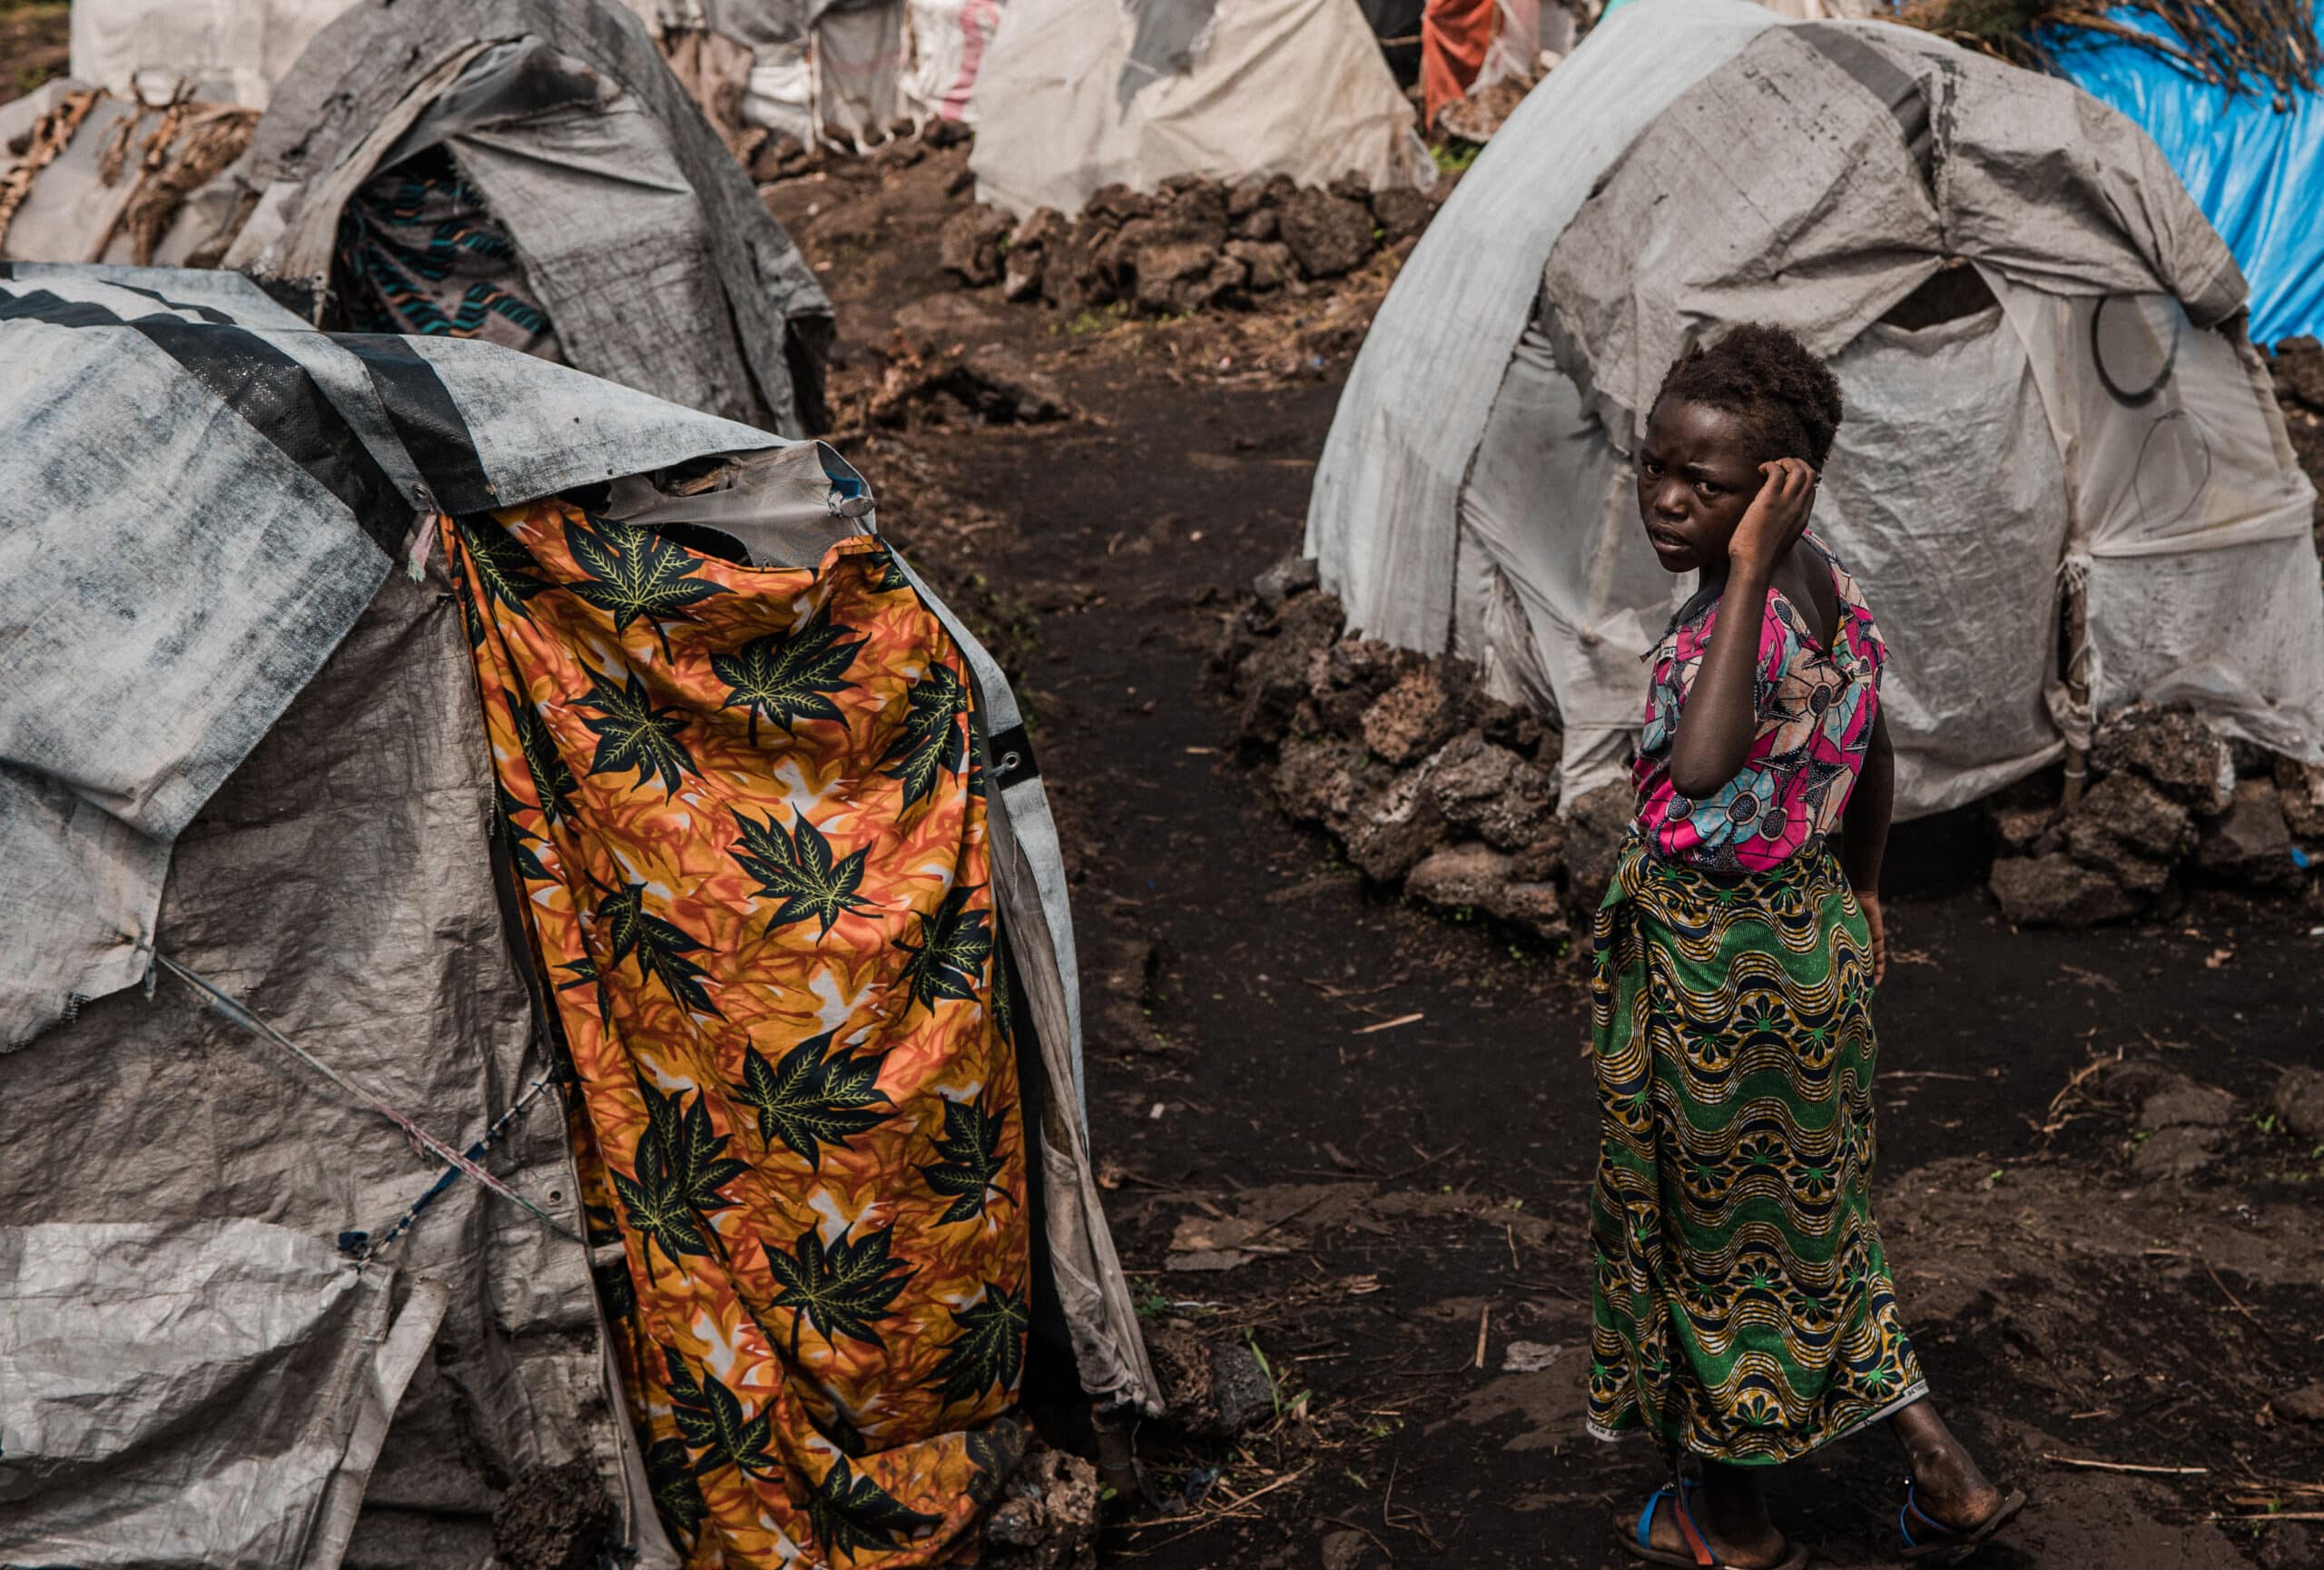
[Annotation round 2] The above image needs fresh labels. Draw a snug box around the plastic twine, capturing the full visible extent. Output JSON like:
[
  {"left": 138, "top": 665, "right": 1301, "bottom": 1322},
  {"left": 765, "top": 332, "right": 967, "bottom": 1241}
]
[{"left": 153, "top": 951, "right": 576, "bottom": 1240}]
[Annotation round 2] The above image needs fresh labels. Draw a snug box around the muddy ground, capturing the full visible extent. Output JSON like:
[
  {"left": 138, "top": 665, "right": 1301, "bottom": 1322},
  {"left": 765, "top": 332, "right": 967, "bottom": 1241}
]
[
  {"left": 0, "top": 3, "right": 68, "bottom": 103},
  {"left": 766, "top": 142, "right": 2324, "bottom": 1570}
]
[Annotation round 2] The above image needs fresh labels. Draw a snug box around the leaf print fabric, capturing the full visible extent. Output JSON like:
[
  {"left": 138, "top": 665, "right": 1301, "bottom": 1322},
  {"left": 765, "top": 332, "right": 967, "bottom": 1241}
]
[{"left": 448, "top": 501, "right": 1030, "bottom": 1567}]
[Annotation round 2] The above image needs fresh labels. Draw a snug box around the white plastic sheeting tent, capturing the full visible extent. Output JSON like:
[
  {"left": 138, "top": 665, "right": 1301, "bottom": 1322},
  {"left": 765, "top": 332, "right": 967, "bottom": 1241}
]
[
  {"left": 1306, "top": 0, "right": 2324, "bottom": 817},
  {"left": 969, "top": 0, "right": 1436, "bottom": 218},
  {"left": 622, "top": 0, "right": 1006, "bottom": 145},
  {"left": 67, "top": 0, "right": 357, "bottom": 108},
  {"left": 0, "top": 262, "right": 1155, "bottom": 1566}
]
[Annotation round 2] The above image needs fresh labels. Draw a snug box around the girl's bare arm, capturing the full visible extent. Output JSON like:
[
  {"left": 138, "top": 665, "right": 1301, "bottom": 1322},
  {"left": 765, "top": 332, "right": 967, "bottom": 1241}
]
[
  {"left": 1840, "top": 711, "right": 1894, "bottom": 983},
  {"left": 1839, "top": 711, "right": 1893, "bottom": 894},
  {"left": 1666, "top": 459, "right": 1817, "bottom": 798}
]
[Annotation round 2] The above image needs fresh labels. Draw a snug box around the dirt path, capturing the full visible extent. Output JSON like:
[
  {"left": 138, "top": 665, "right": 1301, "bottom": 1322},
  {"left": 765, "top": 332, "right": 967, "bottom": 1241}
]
[
  {"left": 769, "top": 142, "right": 2324, "bottom": 1570},
  {"left": 0, "top": 4, "right": 69, "bottom": 104}
]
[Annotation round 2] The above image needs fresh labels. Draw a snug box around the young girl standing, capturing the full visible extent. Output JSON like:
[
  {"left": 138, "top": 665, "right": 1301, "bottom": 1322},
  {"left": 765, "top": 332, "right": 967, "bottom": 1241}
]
[{"left": 1590, "top": 326, "right": 2026, "bottom": 1569}]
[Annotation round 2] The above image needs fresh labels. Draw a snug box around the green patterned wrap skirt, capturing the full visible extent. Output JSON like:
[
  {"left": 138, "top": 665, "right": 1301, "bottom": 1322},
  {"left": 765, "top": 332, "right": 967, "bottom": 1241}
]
[{"left": 1586, "top": 837, "right": 1926, "bottom": 1464}]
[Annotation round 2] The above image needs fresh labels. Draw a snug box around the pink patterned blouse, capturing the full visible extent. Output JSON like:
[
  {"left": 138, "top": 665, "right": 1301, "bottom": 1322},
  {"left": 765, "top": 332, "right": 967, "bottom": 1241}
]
[{"left": 1631, "top": 536, "right": 1886, "bottom": 875}]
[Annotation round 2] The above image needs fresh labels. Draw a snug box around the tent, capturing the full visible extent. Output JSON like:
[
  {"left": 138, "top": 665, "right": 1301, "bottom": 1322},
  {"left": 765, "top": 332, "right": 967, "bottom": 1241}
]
[
  {"left": 218, "top": 0, "right": 833, "bottom": 434},
  {"left": 1, "top": 0, "right": 834, "bottom": 434},
  {"left": 968, "top": 0, "right": 1436, "bottom": 218},
  {"left": 2047, "top": 12, "right": 2324, "bottom": 349},
  {"left": 66, "top": 0, "right": 355, "bottom": 109},
  {"left": 0, "top": 262, "right": 1154, "bottom": 1567},
  {"left": 618, "top": 0, "right": 1009, "bottom": 148},
  {"left": 1306, "top": 0, "right": 2324, "bottom": 818}
]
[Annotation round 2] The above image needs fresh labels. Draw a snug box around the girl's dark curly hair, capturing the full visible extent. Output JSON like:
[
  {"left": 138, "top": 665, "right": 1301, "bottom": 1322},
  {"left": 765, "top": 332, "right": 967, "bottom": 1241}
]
[{"left": 1651, "top": 322, "right": 1844, "bottom": 469}]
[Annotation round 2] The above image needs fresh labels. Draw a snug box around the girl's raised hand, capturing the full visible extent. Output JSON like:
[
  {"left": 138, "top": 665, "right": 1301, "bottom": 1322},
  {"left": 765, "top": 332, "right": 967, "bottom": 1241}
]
[{"left": 1729, "top": 458, "right": 1818, "bottom": 574}]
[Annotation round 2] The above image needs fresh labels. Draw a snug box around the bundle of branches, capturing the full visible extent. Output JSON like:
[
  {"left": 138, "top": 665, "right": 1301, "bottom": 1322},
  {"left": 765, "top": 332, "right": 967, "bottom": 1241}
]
[
  {"left": 0, "top": 88, "right": 100, "bottom": 252},
  {"left": 121, "top": 104, "right": 260, "bottom": 265},
  {"left": 0, "top": 89, "right": 259, "bottom": 265},
  {"left": 1897, "top": 0, "right": 2319, "bottom": 97}
]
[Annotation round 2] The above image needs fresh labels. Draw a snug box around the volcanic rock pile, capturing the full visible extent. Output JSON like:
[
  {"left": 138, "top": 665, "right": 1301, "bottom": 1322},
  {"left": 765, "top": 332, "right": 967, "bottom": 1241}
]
[
  {"left": 1988, "top": 704, "right": 2323, "bottom": 925},
  {"left": 1216, "top": 562, "right": 2323, "bottom": 936},
  {"left": 1209, "top": 558, "right": 1581, "bottom": 945},
  {"left": 940, "top": 172, "right": 1436, "bottom": 317},
  {"left": 2268, "top": 336, "right": 2324, "bottom": 544}
]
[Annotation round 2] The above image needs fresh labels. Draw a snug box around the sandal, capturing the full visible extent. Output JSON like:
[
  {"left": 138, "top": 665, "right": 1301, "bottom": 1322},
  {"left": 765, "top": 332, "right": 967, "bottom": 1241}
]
[
  {"left": 1898, "top": 1480, "right": 2028, "bottom": 1565},
  {"left": 1620, "top": 1482, "right": 1810, "bottom": 1569}
]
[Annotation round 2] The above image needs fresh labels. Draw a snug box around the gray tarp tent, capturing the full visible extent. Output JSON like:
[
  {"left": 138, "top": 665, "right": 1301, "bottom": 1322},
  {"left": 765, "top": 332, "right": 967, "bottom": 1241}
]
[
  {"left": 222, "top": 0, "right": 834, "bottom": 433},
  {"left": 0, "top": 263, "right": 1154, "bottom": 1567},
  {"left": 1307, "top": 0, "right": 2324, "bottom": 815}
]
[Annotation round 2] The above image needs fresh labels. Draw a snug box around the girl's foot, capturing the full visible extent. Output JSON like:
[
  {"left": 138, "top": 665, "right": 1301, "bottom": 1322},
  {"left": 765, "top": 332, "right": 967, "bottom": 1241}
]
[
  {"left": 1900, "top": 1480, "right": 2028, "bottom": 1563},
  {"left": 1890, "top": 1400, "right": 2004, "bottom": 1533},
  {"left": 1625, "top": 1483, "right": 1799, "bottom": 1569},
  {"left": 1903, "top": 1445, "right": 2004, "bottom": 1534}
]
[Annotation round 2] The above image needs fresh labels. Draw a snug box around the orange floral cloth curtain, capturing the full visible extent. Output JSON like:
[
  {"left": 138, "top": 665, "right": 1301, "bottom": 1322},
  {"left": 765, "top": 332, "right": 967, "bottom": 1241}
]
[{"left": 446, "top": 499, "right": 1029, "bottom": 1567}]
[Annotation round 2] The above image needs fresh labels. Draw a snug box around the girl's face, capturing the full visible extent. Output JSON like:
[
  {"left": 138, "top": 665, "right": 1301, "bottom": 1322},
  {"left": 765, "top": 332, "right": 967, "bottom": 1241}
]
[{"left": 1636, "top": 398, "right": 1764, "bottom": 575}]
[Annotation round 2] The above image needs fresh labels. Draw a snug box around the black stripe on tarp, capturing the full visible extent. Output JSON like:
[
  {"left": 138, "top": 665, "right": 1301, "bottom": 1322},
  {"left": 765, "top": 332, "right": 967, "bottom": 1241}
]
[
  {"left": 337, "top": 334, "right": 498, "bottom": 515},
  {"left": 138, "top": 319, "right": 411, "bottom": 554},
  {"left": 1793, "top": 24, "right": 1934, "bottom": 189},
  {"left": 0, "top": 289, "right": 134, "bottom": 330},
  {"left": 0, "top": 273, "right": 241, "bottom": 326},
  {"left": 106, "top": 280, "right": 238, "bottom": 325},
  {"left": 0, "top": 285, "right": 409, "bottom": 555}
]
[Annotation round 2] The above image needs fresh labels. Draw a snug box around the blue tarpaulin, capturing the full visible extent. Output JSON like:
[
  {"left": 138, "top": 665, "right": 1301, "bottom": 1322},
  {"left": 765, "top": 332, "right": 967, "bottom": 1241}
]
[{"left": 2048, "top": 13, "right": 2324, "bottom": 348}]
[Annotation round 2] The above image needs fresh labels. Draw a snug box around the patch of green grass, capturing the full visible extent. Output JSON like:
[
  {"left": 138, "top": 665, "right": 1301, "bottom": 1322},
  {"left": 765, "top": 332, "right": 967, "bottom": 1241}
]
[
  {"left": 1431, "top": 139, "right": 1482, "bottom": 175},
  {"left": 1057, "top": 301, "right": 1133, "bottom": 338},
  {"left": 1247, "top": 1335, "right": 1311, "bottom": 1422}
]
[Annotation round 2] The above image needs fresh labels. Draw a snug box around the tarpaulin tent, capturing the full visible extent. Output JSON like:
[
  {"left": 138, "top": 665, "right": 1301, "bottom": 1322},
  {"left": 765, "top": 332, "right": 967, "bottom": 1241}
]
[
  {"left": 2049, "top": 12, "right": 2324, "bottom": 349},
  {"left": 219, "top": 0, "right": 834, "bottom": 434},
  {"left": 967, "top": 0, "right": 1436, "bottom": 218},
  {"left": 903, "top": 0, "right": 1008, "bottom": 123},
  {"left": 1306, "top": 0, "right": 2324, "bottom": 817},
  {"left": 0, "top": 262, "right": 1155, "bottom": 1568},
  {"left": 67, "top": 0, "right": 356, "bottom": 109},
  {"left": 620, "top": 0, "right": 1006, "bottom": 146}
]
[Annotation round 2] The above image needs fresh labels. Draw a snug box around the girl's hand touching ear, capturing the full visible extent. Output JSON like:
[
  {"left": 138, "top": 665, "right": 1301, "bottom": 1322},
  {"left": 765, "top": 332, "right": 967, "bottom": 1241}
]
[{"left": 1730, "top": 458, "right": 1818, "bottom": 575}]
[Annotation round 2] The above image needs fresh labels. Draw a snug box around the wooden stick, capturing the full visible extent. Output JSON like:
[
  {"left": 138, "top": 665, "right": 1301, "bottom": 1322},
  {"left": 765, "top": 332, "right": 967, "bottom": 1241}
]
[
  {"left": 1208, "top": 1465, "right": 1311, "bottom": 1514},
  {"left": 1239, "top": 1186, "right": 1344, "bottom": 1247},
  {"left": 2211, "top": 1513, "right": 2324, "bottom": 1523},
  {"left": 1320, "top": 1515, "right": 1398, "bottom": 1562},
  {"left": 2061, "top": 567, "right": 2089, "bottom": 811},
  {"left": 1472, "top": 1303, "right": 1491, "bottom": 1368},
  {"left": 2198, "top": 1252, "right": 2269, "bottom": 1337},
  {"left": 1384, "top": 1140, "right": 1463, "bottom": 1182},
  {"left": 2041, "top": 1454, "right": 2208, "bottom": 1476},
  {"left": 1355, "top": 1012, "right": 1424, "bottom": 1035}
]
